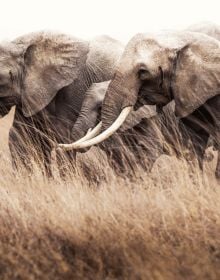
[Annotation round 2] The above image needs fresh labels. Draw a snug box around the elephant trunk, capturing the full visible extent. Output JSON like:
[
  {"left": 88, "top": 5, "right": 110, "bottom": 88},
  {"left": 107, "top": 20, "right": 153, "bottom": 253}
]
[
  {"left": 101, "top": 83, "right": 123, "bottom": 131},
  {"left": 101, "top": 72, "right": 139, "bottom": 131}
]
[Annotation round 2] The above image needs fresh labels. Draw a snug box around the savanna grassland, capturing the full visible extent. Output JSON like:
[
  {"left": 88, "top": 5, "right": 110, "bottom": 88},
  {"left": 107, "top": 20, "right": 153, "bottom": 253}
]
[{"left": 0, "top": 109, "right": 220, "bottom": 280}]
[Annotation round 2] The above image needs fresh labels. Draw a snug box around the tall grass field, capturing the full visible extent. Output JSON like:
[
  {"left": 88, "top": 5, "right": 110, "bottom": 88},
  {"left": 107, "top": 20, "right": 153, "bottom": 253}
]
[{"left": 0, "top": 109, "right": 219, "bottom": 280}]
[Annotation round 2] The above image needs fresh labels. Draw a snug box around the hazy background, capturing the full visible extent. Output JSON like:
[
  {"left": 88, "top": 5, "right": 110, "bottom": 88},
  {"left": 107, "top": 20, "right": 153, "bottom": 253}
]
[{"left": 0, "top": 0, "right": 219, "bottom": 43}]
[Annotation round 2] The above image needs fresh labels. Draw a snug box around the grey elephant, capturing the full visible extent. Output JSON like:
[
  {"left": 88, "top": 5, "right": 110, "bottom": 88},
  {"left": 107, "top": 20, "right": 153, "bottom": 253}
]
[
  {"left": 61, "top": 23, "right": 220, "bottom": 177},
  {"left": 0, "top": 32, "right": 123, "bottom": 175},
  {"left": 63, "top": 26, "right": 220, "bottom": 179}
]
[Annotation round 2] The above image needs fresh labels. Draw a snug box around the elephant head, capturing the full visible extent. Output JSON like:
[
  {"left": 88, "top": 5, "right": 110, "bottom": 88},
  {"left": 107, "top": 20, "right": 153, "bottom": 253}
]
[
  {"left": 63, "top": 30, "right": 220, "bottom": 149},
  {"left": 102, "top": 31, "right": 220, "bottom": 121},
  {"left": 0, "top": 32, "right": 123, "bottom": 119}
]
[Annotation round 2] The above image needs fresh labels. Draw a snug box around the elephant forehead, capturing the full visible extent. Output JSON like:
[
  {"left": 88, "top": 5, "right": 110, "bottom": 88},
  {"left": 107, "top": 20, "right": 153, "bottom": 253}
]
[{"left": 122, "top": 36, "right": 172, "bottom": 68}]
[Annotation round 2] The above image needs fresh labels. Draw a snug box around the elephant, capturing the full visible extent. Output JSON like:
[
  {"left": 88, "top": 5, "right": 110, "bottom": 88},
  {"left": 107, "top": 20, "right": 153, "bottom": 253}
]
[
  {"left": 62, "top": 26, "right": 220, "bottom": 179},
  {"left": 0, "top": 31, "right": 123, "bottom": 175}
]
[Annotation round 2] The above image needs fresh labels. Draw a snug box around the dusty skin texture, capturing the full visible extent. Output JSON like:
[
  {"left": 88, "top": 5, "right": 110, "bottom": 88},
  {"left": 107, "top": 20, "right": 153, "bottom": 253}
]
[{"left": 0, "top": 109, "right": 219, "bottom": 280}]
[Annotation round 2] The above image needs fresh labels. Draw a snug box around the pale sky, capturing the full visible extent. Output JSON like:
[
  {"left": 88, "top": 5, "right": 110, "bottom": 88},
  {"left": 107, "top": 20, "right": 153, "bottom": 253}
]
[{"left": 0, "top": 0, "right": 220, "bottom": 43}]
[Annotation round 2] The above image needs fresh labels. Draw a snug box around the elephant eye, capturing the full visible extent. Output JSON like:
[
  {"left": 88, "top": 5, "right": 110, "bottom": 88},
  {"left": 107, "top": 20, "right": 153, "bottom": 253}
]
[{"left": 138, "top": 68, "right": 151, "bottom": 81}]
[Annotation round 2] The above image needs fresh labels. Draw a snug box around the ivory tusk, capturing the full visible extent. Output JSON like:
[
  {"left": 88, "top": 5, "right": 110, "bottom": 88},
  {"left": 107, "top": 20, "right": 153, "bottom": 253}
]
[
  {"left": 73, "top": 121, "right": 102, "bottom": 145},
  {"left": 58, "top": 106, "right": 133, "bottom": 151}
]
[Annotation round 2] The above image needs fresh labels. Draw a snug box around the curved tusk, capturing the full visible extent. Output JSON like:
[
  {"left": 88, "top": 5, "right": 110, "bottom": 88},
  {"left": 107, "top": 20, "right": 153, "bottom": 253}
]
[
  {"left": 73, "top": 121, "right": 102, "bottom": 145},
  {"left": 58, "top": 106, "right": 133, "bottom": 151}
]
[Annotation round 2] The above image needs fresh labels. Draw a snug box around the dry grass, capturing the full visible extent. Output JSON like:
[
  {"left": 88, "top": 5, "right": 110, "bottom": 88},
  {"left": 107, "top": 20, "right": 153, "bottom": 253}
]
[{"left": 0, "top": 110, "right": 220, "bottom": 280}]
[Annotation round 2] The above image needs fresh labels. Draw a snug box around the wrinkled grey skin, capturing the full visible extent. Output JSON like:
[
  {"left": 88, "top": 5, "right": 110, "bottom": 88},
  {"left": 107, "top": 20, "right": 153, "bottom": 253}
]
[
  {"left": 0, "top": 32, "right": 123, "bottom": 175},
  {"left": 93, "top": 25, "right": 220, "bottom": 179}
]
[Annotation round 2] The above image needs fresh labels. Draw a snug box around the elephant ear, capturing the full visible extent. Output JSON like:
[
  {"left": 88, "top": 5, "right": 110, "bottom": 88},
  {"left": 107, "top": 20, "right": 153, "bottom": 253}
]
[
  {"left": 172, "top": 36, "right": 220, "bottom": 117},
  {"left": 21, "top": 33, "right": 89, "bottom": 117}
]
